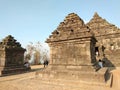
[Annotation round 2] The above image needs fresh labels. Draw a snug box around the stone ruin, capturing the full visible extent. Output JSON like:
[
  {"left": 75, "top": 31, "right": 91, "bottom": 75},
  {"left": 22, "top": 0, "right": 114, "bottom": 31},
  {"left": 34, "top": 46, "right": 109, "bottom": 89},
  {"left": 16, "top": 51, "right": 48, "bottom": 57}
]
[
  {"left": 0, "top": 35, "right": 29, "bottom": 75},
  {"left": 36, "top": 12, "right": 120, "bottom": 87},
  {"left": 47, "top": 12, "right": 120, "bottom": 67},
  {"left": 87, "top": 13, "right": 120, "bottom": 67}
]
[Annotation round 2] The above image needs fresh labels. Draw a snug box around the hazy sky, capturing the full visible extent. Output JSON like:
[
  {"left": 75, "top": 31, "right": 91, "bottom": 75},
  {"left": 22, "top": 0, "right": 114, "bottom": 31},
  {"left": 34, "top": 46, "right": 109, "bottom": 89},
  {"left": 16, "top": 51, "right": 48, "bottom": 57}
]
[{"left": 0, "top": 0, "right": 120, "bottom": 48}]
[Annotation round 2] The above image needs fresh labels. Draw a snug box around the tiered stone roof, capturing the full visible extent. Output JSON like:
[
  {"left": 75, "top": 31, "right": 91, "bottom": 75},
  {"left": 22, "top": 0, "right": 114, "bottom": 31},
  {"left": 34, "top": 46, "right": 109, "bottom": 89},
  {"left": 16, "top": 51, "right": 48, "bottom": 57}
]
[
  {"left": 46, "top": 12, "right": 120, "bottom": 43},
  {"left": 86, "top": 12, "right": 120, "bottom": 36},
  {"left": 46, "top": 13, "right": 92, "bottom": 42},
  {"left": 0, "top": 35, "right": 22, "bottom": 48}
]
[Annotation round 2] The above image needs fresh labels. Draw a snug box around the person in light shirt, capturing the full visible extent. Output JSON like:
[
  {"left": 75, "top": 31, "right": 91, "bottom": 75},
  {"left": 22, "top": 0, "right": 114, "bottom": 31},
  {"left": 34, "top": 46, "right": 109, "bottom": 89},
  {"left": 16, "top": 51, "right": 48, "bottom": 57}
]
[{"left": 98, "top": 59, "right": 103, "bottom": 68}]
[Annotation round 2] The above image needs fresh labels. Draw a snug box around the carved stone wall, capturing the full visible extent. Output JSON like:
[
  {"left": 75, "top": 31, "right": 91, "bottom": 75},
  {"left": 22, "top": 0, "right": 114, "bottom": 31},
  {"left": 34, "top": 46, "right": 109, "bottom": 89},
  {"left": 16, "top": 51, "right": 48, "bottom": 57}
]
[{"left": 49, "top": 39, "right": 95, "bottom": 66}]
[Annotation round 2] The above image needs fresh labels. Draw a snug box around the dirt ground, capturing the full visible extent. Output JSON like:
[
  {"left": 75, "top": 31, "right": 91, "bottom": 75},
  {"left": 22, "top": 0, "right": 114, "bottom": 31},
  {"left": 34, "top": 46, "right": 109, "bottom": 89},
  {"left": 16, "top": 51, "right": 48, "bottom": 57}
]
[{"left": 0, "top": 65, "right": 120, "bottom": 90}]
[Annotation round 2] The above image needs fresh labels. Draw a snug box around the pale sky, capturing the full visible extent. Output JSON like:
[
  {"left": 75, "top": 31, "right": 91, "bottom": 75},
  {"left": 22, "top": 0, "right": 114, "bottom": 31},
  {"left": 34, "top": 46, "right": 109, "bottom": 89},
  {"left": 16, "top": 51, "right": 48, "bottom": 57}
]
[{"left": 0, "top": 0, "right": 120, "bottom": 48}]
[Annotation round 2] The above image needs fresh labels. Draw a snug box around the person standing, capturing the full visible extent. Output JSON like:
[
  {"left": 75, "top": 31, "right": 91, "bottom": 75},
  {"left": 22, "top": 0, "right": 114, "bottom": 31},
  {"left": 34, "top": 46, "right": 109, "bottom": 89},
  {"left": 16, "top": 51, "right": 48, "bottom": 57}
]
[
  {"left": 44, "top": 60, "right": 48, "bottom": 68},
  {"left": 98, "top": 59, "right": 103, "bottom": 68}
]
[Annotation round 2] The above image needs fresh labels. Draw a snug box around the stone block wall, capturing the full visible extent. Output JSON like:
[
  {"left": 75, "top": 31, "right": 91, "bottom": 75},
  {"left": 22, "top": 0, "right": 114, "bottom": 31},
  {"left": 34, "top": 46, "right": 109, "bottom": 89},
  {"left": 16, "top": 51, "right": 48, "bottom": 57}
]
[
  {"left": 87, "top": 12, "right": 120, "bottom": 67},
  {"left": 50, "top": 40, "right": 92, "bottom": 66},
  {"left": 96, "top": 36, "right": 120, "bottom": 66},
  {"left": 46, "top": 13, "right": 97, "bottom": 68}
]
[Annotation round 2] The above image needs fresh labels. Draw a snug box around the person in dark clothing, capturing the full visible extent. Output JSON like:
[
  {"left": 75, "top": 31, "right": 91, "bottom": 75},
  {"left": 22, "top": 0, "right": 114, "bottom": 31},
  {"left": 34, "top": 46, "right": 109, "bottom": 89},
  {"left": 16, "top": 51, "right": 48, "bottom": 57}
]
[{"left": 43, "top": 60, "right": 49, "bottom": 68}]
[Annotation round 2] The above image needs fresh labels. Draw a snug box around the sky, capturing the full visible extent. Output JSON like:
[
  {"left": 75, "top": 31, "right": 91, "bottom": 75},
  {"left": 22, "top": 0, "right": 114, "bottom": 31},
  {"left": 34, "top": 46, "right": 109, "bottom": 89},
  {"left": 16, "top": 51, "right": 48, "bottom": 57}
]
[{"left": 0, "top": 0, "right": 120, "bottom": 48}]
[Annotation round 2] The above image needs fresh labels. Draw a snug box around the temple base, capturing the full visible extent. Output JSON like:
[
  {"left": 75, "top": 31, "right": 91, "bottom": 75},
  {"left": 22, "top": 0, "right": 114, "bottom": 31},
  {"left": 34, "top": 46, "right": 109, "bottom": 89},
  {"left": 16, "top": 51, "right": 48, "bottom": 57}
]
[
  {"left": 0, "top": 66, "right": 31, "bottom": 76},
  {"left": 36, "top": 65, "right": 111, "bottom": 87}
]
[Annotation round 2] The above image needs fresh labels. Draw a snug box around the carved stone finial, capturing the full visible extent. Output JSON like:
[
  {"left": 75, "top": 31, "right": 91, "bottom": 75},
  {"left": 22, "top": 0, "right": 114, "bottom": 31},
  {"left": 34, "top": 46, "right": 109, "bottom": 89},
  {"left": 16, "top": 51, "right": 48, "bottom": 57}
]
[{"left": 93, "top": 12, "right": 100, "bottom": 18}]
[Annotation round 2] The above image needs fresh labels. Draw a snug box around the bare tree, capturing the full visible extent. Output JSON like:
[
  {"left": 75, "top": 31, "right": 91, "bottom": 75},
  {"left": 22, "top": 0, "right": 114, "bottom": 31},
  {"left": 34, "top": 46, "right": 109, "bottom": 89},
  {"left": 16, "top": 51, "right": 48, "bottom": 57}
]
[{"left": 24, "top": 42, "right": 49, "bottom": 65}]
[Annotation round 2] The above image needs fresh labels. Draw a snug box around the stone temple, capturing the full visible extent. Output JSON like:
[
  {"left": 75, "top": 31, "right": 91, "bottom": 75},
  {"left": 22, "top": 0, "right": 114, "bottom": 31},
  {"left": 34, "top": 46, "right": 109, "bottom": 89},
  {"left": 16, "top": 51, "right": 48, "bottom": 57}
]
[
  {"left": 47, "top": 12, "right": 120, "bottom": 67},
  {"left": 36, "top": 12, "right": 120, "bottom": 88},
  {"left": 0, "top": 35, "right": 28, "bottom": 75}
]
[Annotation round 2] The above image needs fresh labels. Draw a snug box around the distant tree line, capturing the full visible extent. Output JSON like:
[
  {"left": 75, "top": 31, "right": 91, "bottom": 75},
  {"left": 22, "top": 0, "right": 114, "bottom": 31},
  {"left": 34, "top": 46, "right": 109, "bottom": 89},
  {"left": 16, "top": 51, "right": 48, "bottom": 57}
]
[{"left": 24, "top": 42, "right": 49, "bottom": 65}]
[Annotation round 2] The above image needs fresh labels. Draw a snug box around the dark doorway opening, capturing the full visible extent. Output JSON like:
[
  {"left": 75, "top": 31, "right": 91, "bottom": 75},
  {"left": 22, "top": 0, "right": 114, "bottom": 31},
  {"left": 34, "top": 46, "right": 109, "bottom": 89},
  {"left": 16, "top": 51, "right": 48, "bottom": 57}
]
[{"left": 95, "top": 47, "right": 99, "bottom": 56}]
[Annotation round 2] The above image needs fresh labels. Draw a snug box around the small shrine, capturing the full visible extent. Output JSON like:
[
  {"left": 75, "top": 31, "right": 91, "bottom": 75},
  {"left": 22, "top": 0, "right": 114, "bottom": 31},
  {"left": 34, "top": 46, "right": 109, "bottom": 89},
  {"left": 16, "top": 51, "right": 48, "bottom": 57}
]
[
  {"left": 0, "top": 35, "right": 29, "bottom": 75},
  {"left": 46, "top": 13, "right": 96, "bottom": 67}
]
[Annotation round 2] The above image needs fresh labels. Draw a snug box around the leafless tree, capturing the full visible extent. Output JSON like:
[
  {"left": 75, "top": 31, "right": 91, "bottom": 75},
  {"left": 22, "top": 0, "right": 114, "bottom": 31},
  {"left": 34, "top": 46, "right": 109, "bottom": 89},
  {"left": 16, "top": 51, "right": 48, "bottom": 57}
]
[{"left": 24, "top": 42, "right": 49, "bottom": 65}]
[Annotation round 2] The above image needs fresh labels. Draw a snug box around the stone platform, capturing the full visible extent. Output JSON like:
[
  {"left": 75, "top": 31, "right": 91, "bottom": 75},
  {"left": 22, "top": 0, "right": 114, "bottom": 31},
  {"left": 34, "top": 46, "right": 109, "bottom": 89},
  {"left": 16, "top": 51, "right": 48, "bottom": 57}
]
[
  {"left": 0, "top": 65, "right": 119, "bottom": 90},
  {"left": 0, "top": 66, "right": 31, "bottom": 76},
  {"left": 36, "top": 65, "right": 111, "bottom": 87}
]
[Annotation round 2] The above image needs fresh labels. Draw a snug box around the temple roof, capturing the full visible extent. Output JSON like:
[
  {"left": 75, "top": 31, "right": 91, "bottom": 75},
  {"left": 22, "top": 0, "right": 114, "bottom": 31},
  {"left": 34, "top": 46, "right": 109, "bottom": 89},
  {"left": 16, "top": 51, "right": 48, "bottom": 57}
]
[
  {"left": 86, "top": 12, "right": 120, "bottom": 36},
  {"left": 0, "top": 35, "right": 23, "bottom": 49},
  {"left": 46, "top": 13, "right": 92, "bottom": 42},
  {"left": 86, "top": 12, "right": 110, "bottom": 27},
  {"left": 56, "top": 13, "right": 86, "bottom": 32},
  {"left": 63, "top": 13, "right": 84, "bottom": 27},
  {"left": 46, "top": 12, "right": 120, "bottom": 43}
]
